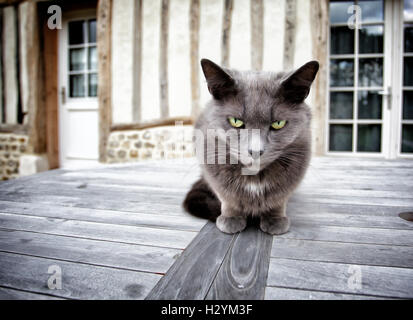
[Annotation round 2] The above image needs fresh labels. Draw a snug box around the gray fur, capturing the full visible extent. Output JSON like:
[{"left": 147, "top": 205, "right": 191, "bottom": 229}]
[{"left": 193, "top": 59, "right": 319, "bottom": 235}]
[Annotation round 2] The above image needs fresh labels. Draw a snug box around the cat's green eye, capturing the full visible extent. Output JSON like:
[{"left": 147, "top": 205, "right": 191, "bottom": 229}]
[
  {"left": 228, "top": 117, "right": 244, "bottom": 128},
  {"left": 271, "top": 120, "right": 287, "bottom": 130}
]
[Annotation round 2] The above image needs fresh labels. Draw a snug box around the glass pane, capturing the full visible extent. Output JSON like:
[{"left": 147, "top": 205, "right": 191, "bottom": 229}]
[
  {"left": 359, "top": 58, "right": 383, "bottom": 87},
  {"left": 329, "top": 124, "right": 353, "bottom": 151},
  {"left": 330, "top": 92, "right": 354, "bottom": 119},
  {"left": 330, "top": 1, "right": 354, "bottom": 24},
  {"left": 70, "top": 75, "right": 86, "bottom": 97},
  {"left": 330, "top": 59, "right": 354, "bottom": 87},
  {"left": 357, "top": 124, "right": 381, "bottom": 152},
  {"left": 404, "top": 25, "right": 413, "bottom": 52},
  {"left": 88, "top": 47, "right": 97, "bottom": 70},
  {"left": 359, "top": 25, "right": 383, "bottom": 54},
  {"left": 404, "top": 57, "right": 413, "bottom": 86},
  {"left": 69, "top": 21, "right": 86, "bottom": 45},
  {"left": 331, "top": 26, "right": 354, "bottom": 54},
  {"left": 89, "top": 20, "right": 97, "bottom": 43},
  {"left": 69, "top": 48, "right": 86, "bottom": 71},
  {"left": 88, "top": 73, "right": 98, "bottom": 97},
  {"left": 401, "top": 125, "right": 413, "bottom": 153},
  {"left": 358, "top": 0, "right": 383, "bottom": 22},
  {"left": 403, "top": 91, "right": 413, "bottom": 119},
  {"left": 358, "top": 91, "right": 382, "bottom": 119},
  {"left": 404, "top": 0, "right": 413, "bottom": 20}
]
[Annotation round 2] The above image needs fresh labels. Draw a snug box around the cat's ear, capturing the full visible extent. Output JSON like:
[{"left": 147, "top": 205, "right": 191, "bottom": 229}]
[
  {"left": 280, "top": 61, "right": 319, "bottom": 103},
  {"left": 200, "top": 59, "right": 236, "bottom": 100}
]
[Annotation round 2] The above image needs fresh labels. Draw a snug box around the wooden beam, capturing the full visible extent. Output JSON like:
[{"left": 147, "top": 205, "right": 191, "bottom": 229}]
[
  {"left": 110, "top": 116, "right": 193, "bottom": 132},
  {"left": 283, "top": 0, "right": 296, "bottom": 70},
  {"left": 0, "top": 8, "right": 3, "bottom": 123},
  {"left": 206, "top": 224, "right": 273, "bottom": 299},
  {"left": 189, "top": 0, "right": 200, "bottom": 117},
  {"left": 42, "top": 19, "right": 59, "bottom": 169},
  {"left": 132, "top": 0, "right": 142, "bottom": 122},
  {"left": 221, "top": 0, "right": 233, "bottom": 67},
  {"left": 310, "top": 0, "right": 328, "bottom": 156},
  {"left": 0, "top": 123, "right": 27, "bottom": 134},
  {"left": 159, "top": 0, "right": 169, "bottom": 118},
  {"left": 2, "top": 5, "right": 19, "bottom": 124},
  {"left": 20, "top": 1, "right": 46, "bottom": 154},
  {"left": 250, "top": 0, "right": 263, "bottom": 71},
  {"left": 146, "top": 222, "right": 235, "bottom": 299},
  {"left": 97, "top": 0, "right": 112, "bottom": 162}
]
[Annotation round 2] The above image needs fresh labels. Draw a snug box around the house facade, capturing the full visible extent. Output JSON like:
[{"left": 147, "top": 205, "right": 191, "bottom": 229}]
[{"left": 0, "top": 0, "right": 411, "bottom": 180}]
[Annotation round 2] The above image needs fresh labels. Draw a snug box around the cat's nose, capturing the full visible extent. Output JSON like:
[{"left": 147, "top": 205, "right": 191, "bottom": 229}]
[{"left": 248, "top": 148, "right": 264, "bottom": 159}]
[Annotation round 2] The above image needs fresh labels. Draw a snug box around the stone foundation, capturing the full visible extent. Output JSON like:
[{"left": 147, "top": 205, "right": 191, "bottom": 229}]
[
  {"left": 0, "top": 133, "right": 28, "bottom": 180},
  {"left": 106, "top": 125, "right": 195, "bottom": 163}
]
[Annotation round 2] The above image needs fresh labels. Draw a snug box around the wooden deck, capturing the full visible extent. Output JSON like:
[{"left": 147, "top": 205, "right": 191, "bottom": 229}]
[{"left": 0, "top": 157, "right": 412, "bottom": 300}]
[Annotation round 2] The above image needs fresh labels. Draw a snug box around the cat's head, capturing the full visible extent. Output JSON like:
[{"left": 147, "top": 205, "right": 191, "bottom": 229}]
[{"left": 199, "top": 58, "right": 319, "bottom": 170}]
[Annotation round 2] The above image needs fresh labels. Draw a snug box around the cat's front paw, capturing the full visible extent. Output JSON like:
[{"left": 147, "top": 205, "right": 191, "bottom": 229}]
[
  {"left": 260, "top": 216, "right": 290, "bottom": 235},
  {"left": 216, "top": 215, "right": 247, "bottom": 234}
]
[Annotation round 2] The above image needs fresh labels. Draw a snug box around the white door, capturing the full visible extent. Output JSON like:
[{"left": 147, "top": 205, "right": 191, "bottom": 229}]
[{"left": 59, "top": 13, "right": 99, "bottom": 168}]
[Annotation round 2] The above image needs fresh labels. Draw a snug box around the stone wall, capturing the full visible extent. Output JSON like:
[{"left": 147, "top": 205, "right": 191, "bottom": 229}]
[
  {"left": 0, "top": 133, "right": 28, "bottom": 180},
  {"left": 106, "top": 125, "right": 195, "bottom": 163}
]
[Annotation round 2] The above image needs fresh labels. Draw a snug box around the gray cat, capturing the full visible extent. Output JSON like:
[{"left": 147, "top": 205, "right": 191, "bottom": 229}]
[{"left": 183, "top": 58, "right": 319, "bottom": 235}]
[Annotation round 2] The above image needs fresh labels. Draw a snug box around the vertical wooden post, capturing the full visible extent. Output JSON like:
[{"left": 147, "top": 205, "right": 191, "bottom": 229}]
[
  {"left": 97, "top": 0, "right": 112, "bottom": 162},
  {"left": 43, "top": 21, "right": 59, "bottom": 168},
  {"left": 221, "top": 0, "right": 233, "bottom": 67},
  {"left": 311, "top": 0, "right": 329, "bottom": 156},
  {"left": 132, "top": 0, "right": 143, "bottom": 122},
  {"left": 190, "top": 0, "right": 200, "bottom": 118},
  {"left": 20, "top": 2, "right": 46, "bottom": 154},
  {"left": 159, "top": 0, "right": 170, "bottom": 118},
  {"left": 2, "top": 6, "right": 19, "bottom": 124},
  {"left": 250, "top": 0, "right": 264, "bottom": 71},
  {"left": 0, "top": 8, "right": 3, "bottom": 123},
  {"left": 283, "top": 0, "right": 296, "bottom": 70}
]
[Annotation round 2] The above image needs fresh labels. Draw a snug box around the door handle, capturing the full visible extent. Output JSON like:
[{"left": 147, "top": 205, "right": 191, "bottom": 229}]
[
  {"left": 378, "top": 86, "right": 391, "bottom": 110},
  {"left": 60, "top": 87, "right": 66, "bottom": 105}
]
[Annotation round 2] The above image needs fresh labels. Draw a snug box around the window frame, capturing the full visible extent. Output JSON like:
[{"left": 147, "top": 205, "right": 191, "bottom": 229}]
[
  {"left": 326, "top": 0, "right": 390, "bottom": 158},
  {"left": 396, "top": 0, "right": 413, "bottom": 158}
]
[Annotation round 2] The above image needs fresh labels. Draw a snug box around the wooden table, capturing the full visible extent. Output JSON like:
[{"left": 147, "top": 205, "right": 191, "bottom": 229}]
[{"left": 0, "top": 157, "right": 412, "bottom": 299}]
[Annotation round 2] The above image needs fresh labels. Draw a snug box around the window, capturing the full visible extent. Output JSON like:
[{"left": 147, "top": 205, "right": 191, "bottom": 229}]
[
  {"left": 67, "top": 19, "right": 97, "bottom": 98},
  {"left": 328, "top": 0, "right": 384, "bottom": 154}
]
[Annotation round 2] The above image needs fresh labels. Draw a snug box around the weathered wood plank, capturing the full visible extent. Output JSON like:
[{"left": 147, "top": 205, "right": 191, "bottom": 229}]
[
  {"left": 280, "top": 222, "right": 413, "bottom": 246},
  {"left": 206, "top": 224, "right": 272, "bottom": 300},
  {"left": 97, "top": 0, "right": 112, "bottom": 162},
  {"left": 0, "top": 191, "right": 185, "bottom": 216},
  {"left": 264, "top": 287, "right": 387, "bottom": 300},
  {"left": 288, "top": 212, "right": 413, "bottom": 230},
  {"left": 0, "top": 212, "right": 197, "bottom": 249},
  {"left": 271, "top": 238, "right": 413, "bottom": 268},
  {"left": 0, "top": 251, "right": 161, "bottom": 299},
  {"left": 0, "top": 200, "right": 205, "bottom": 231},
  {"left": 0, "top": 229, "right": 181, "bottom": 274},
  {"left": 267, "top": 258, "right": 413, "bottom": 298},
  {"left": 0, "top": 287, "right": 64, "bottom": 300},
  {"left": 146, "top": 222, "right": 234, "bottom": 299}
]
